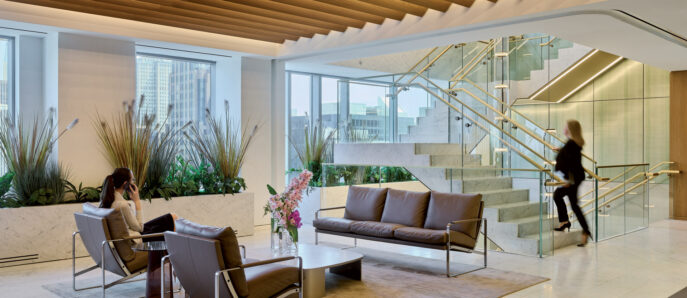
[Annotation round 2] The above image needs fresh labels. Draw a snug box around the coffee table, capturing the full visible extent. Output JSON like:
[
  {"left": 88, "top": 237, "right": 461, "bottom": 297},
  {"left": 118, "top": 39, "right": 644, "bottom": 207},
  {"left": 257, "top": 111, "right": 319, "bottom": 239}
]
[{"left": 295, "top": 244, "right": 363, "bottom": 298}]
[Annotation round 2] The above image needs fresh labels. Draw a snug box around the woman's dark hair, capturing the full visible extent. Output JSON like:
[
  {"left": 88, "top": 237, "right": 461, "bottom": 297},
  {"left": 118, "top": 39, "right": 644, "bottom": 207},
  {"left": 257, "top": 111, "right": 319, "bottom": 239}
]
[{"left": 99, "top": 168, "right": 132, "bottom": 208}]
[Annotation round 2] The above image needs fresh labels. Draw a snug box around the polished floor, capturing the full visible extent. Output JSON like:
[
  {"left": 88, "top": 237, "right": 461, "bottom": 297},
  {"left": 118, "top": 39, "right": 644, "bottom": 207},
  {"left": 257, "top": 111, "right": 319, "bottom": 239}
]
[{"left": 1, "top": 220, "right": 686, "bottom": 297}]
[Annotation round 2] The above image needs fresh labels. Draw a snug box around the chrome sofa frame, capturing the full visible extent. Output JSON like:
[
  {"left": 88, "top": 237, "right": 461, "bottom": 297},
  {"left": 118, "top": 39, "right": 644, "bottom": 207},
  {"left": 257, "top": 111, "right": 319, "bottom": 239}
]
[
  {"left": 314, "top": 206, "right": 487, "bottom": 277},
  {"left": 72, "top": 231, "right": 163, "bottom": 297}
]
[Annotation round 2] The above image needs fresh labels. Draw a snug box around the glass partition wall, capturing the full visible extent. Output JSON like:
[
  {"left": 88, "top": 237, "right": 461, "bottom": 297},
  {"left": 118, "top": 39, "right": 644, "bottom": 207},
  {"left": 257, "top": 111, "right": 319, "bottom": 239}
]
[{"left": 0, "top": 36, "right": 13, "bottom": 175}]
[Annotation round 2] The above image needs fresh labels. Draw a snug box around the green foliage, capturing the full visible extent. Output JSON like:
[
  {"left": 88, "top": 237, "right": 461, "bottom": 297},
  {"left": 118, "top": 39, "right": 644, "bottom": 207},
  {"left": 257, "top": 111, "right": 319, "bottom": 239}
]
[
  {"left": 166, "top": 156, "right": 198, "bottom": 197},
  {"left": 163, "top": 155, "right": 243, "bottom": 197},
  {"left": 65, "top": 181, "right": 101, "bottom": 203},
  {"left": 0, "top": 113, "right": 71, "bottom": 208},
  {"left": 317, "top": 166, "right": 415, "bottom": 187},
  {"left": 0, "top": 172, "right": 14, "bottom": 198},
  {"left": 290, "top": 120, "right": 336, "bottom": 187}
]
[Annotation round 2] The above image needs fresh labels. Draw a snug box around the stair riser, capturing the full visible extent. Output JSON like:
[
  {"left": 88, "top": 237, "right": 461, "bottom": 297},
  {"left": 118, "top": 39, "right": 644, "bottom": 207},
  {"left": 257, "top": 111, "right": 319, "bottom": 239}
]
[
  {"left": 481, "top": 189, "right": 529, "bottom": 206},
  {"left": 415, "top": 143, "right": 464, "bottom": 155},
  {"left": 463, "top": 177, "right": 512, "bottom": 193},
  {"left": 445, "top": 169, "right": 498, "bottom": 179},
  {"left": 484, "top": 202, "right": 548, "bottom": 222},
  {"left": 430, "top": 155, "right": 481, "bottom": 167},
  {"left": 518, "top": 218, "right": 552, "bottom": 237}
]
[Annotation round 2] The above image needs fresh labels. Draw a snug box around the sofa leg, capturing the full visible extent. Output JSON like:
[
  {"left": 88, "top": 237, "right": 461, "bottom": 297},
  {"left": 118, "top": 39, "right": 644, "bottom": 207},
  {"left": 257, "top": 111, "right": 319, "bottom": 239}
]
[
  {"left": 354, "top": 238, "right": 357, "bottom": 247},
  {"left": 445, "top": 248, "right": 450, "bottom": 278},
  {"left": 315, "top": 232, "right": 318, "bottom": 245}
]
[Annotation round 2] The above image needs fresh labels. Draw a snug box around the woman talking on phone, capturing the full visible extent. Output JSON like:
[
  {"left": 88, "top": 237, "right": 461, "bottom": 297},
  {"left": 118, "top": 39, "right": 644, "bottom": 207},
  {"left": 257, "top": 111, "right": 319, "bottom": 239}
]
[{"left": 99, "top": 167, "right": 177, "bottom": 242}]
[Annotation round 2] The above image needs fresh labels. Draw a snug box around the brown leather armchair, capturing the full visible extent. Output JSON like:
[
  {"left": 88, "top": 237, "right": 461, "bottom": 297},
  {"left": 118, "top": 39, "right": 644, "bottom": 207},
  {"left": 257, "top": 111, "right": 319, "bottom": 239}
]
[
  {"left": 72, "top": 203, "right": 162, "bottom": 297},
  {"left": 163, "top": 219, "right": 303, "bottom": 298}
]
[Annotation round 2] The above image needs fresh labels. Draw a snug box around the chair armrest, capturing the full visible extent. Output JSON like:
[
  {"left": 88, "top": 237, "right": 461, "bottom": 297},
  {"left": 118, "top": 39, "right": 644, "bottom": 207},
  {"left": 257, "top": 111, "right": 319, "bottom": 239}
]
[
  {"left": 315, "top": 206, "right": 346, "bottom": 220},
  {"left": 241, "top": 256, "right": 296, "bottom": 269},
  {"left": 447, "top": 218, "right": 485, "bottom": 228},
  {"left": 107, "top": 233, "right": 165, "bottom": 243},
  {"left": 239, "top": 245, "right": 246, "bottom": 259}
]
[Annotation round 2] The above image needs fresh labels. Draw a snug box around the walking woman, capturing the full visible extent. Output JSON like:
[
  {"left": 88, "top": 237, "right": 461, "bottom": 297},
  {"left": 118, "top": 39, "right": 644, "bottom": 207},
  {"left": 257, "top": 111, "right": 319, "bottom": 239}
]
[
  {"left": 99, "top": 167, "right": 178, "bottom": 242},
  {"left": 552, "top": 120, "right": 592, "bottom": 247}
]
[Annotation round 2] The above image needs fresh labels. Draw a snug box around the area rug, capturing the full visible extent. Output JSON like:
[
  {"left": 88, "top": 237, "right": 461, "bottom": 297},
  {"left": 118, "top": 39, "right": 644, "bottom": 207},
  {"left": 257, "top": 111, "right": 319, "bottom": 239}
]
[{"left": 43, "top": 247, "right": 547, "bottom": 298}]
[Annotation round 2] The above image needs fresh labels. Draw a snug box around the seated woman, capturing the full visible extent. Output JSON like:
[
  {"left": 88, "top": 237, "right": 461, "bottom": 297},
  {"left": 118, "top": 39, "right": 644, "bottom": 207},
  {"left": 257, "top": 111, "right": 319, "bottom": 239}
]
[{"left": 98, "top": 167, "right": 178, "bottom": 242}]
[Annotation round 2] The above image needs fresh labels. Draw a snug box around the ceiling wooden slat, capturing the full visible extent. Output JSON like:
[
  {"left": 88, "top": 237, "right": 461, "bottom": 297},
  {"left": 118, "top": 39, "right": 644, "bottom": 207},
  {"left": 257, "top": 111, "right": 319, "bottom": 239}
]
[
  {"left": 401, "top": 0, "right": 453, "bottom": 12},
  {"left": 271, "top": 0, "right": 387, "bottom": 25},
  {"left": 362, "top": 0, "right": 428, "bottom": 17},
  {"left": 220, "top": 0, "right": 366, "bottom": 28},
  {"left": 9, "top": 0, "right": 289, "bottom": 42},
  {"left": 186, "top": 0, "right": 348, "bottom": 32},
  {"left": 6, "top": 0, "right": 485, "bottom": 43},
  {"left": 445, "top": 0, "right": 477, "bottom": 7},
  {"left": 316, "top": 0, "right": 408, "bottom": 20},
  {"left": 97, "top": 0, "right": 316, "bottom": 38},
  {"left": 157, "top": 0, "right": 333, "bottom": 36}
]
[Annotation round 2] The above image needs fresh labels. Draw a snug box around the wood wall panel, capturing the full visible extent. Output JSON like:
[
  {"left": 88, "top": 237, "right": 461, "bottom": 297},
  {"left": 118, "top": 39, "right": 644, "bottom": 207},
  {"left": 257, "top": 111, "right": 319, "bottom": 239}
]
[{"left": 670, "top": 71, "right": 687, "bottom": 219}]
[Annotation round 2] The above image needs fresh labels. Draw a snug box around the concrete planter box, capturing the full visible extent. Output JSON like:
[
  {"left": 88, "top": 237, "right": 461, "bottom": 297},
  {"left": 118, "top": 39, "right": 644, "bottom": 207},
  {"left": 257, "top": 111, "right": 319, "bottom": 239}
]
[
  {"left": 0, "top": 192, "right": 254, "bottom": 267},
  {"left": 300, "top": 181, "right": 428, "bottom": 224}
]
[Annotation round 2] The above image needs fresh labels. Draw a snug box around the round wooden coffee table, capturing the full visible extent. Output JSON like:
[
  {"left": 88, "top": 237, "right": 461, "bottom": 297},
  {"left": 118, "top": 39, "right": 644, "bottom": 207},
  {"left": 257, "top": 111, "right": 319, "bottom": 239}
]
[{"left": 296, "top": 244, "right": 363, "bottom": 298}]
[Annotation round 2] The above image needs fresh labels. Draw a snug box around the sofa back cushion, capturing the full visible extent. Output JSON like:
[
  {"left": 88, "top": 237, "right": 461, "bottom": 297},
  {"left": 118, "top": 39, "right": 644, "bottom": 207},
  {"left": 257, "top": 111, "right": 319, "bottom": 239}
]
[
  {"left": 423, "top": 191, "right": 483, "bottom": 238},
  {"left": 343, "top": 186, "right": 388, "bottom": 221},
  {"left": 82, "top": 203, "right": 136, "bottom": 262},
  {"left": 380, "top": 189, "right": 430, "bottom": 227},
  {"left": 175, "top": 219, "right": 249, "bottom": 297}
]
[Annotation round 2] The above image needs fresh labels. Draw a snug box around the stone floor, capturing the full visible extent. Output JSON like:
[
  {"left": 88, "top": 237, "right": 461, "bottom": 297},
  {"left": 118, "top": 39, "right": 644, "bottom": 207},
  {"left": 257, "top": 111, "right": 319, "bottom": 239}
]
[{"left": 2, "top": 220, "right": 687, "bottom": 297}]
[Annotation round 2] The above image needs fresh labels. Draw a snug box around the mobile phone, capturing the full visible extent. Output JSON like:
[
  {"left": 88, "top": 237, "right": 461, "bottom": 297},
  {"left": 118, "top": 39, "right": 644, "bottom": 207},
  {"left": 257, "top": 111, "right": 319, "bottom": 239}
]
[{"left": 124, "top": 182, "right": 131, "bottom": 193}]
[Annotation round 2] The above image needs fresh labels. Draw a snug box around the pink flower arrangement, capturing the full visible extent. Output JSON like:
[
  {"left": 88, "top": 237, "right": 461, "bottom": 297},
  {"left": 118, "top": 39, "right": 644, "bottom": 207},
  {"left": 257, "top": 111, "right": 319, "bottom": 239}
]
[{"left": 264, "top": 169, "right": 313, "bottom": 242}]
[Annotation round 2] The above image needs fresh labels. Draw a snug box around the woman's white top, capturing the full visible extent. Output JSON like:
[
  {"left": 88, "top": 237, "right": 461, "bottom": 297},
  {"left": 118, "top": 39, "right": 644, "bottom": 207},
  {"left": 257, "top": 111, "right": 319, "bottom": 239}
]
[{"left": 110, "top": 192, "right": 143, "bottom": 240}]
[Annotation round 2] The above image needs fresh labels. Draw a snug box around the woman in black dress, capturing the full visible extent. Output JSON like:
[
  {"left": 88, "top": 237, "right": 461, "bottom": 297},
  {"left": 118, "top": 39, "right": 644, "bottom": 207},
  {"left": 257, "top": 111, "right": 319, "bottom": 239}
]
[{"left": 552, "top": 120, "right": 592, "bottom": 247}]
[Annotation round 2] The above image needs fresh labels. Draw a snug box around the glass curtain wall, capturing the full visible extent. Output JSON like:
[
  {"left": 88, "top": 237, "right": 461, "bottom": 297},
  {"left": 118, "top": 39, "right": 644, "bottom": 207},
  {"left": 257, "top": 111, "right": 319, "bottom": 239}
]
[
  {"left": 0, "top": 37, "right": 13, "bottom": 175},
  {"left": 135, "top": 54, "right": 214, "bottom": 153}
]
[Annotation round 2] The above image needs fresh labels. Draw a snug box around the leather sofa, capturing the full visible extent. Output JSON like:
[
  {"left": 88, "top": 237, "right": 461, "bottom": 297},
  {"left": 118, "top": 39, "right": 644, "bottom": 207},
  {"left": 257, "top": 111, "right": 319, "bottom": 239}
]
[{"left": 313, "top": 186, "right": 486, "bottom": 277}]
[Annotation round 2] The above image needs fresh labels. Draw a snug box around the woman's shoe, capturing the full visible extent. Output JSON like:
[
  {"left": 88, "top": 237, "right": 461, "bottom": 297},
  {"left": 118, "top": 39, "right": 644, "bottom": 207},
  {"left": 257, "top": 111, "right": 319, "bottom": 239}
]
[
  {"left": 577, "top": 231, "right": 591, "bottom": 247},
  {"left": 554, "top": 222, "right": 571, "bottom": 232}
]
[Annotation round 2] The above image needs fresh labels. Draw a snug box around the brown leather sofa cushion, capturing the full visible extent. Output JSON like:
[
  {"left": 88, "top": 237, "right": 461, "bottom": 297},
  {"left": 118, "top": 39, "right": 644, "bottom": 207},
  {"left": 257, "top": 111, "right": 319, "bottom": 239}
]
[
  {"left": 82, "top": 203, "right": 136, "bottom": 262},
  {"left": 393, "top": 227, "right": 477, "bottom": 248},
  {"left": 245, "top": 262, "right": 299, "bottom": 298},
  {"left": 343, "top": 186, "right": 388, "bottom": 221},
  {"left": 313, "top": 217, "right": 355, "bottom": 233},
  {"left": 175, "top": 219, "right": 249, "bottom": 297},
  {"left": 350, "top": 221, "right": 404, "bottom": 238},
  {"left": 424, "top": 191, "right": 483, "bottom": 239},
  {"left": 380, "top": 189, "right": 430, "bottom": 227}
]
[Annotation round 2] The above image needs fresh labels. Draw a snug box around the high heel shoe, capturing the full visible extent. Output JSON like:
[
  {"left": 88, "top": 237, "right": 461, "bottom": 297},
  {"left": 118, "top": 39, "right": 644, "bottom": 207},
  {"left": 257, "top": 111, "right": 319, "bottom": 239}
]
[
  {"left": 554, "top": 222, "right": 571, "bottom": 232},
  {"left": 577, "top": 231, "right": 592, "bottom": 247}
]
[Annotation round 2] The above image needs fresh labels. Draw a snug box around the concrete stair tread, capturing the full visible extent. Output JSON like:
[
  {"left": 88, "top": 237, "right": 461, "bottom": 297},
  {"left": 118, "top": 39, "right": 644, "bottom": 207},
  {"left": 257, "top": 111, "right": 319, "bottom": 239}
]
[
  {"left": 500, "top": 215, "right": 549, "bottom": 225},
  {"left": 485, "top": 201, "right": 539, "bottom": 210},
  {"left": 474, "top": 188, "right": 529, "bottom": 195},
  {"left": 521, "top": 229, "right": 584, "bottom": 239}
]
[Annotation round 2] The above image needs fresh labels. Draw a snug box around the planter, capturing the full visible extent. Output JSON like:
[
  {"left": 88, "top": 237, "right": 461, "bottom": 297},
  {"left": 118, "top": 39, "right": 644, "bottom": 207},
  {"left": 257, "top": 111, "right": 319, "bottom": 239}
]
[
  {"left": 300, "top": 181, "right": 428, "bottom": 224},
  {"left": 0, "top": 192, "right": 254, "bottom": 267}
]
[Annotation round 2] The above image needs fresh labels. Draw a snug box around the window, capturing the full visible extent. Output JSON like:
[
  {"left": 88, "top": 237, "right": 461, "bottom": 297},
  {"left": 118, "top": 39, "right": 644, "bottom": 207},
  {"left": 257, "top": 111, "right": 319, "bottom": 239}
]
[
  {"left": 0, "top": 36, "right": 13, "bottom": 174},
  {"left": 288, "top": 73, "right": 311, "bottom": 169},
  {"left": 135, "top": 54, "right": 214, "bottom": 148}
]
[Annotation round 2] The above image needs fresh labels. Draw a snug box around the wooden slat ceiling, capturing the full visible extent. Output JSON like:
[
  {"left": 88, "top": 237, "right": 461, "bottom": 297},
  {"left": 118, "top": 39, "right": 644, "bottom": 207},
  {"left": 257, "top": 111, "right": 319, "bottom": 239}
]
[{"left": 7, "top": 0, "right": 489, "bottom": 43}]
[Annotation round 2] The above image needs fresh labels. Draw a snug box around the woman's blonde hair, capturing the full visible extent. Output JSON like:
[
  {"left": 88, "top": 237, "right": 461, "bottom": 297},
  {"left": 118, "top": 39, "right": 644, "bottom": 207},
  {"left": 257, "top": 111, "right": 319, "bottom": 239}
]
[{"left": 567, "top": 119, "right": 585, "bottom": 147}]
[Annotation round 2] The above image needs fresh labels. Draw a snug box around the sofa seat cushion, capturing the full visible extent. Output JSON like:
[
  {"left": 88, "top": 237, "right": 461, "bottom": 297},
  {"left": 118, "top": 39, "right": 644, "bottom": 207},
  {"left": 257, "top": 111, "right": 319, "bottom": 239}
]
[
  {"left": 344, "top": 186, "right": 389, "bottom": 221},
  {"left": 393, "top": 227, "right": 477, "bottom": 248},
  {"left": 424, "top": 191, "right": 483, "bottom": 239},
  {"left": 381, "top": 189, "right": 430, "bottom": 227},
  {"left": 245, "top": 262, "right": 299, "bottom": 298},
  {"left": 313, "top": 217, "right": 355, "bottom": 233},
  {"left": 350, "top": 221, "right": 405, "bottom": 238}
]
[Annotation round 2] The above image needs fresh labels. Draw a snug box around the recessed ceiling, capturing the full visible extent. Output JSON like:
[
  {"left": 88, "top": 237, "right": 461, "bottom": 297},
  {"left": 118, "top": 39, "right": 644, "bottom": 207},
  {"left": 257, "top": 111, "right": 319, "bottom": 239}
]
[{"left": 6, "top": 0, "right": 491, "bottom": 43}]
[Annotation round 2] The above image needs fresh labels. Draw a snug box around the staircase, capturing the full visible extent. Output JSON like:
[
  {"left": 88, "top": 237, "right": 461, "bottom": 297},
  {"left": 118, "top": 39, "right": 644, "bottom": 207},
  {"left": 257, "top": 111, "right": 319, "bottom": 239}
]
[{"left": 334, "top": 143, "right": 582, "bottom": 255}]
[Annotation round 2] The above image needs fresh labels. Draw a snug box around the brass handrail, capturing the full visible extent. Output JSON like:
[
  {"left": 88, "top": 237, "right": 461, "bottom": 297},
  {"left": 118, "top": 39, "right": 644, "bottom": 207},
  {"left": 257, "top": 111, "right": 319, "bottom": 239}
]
[
  {"left": 450, "top": 43, "right": 488, "bottom": 81},
  {"left": 460, "top": 77, "right": 598, "bottom": 164},
  {"left": 449, "top": 39, "right": 498, "bottom": 85},
  {"left": 581, "top": 169, "right": 680, "bottom": 217},
  {"left": 426, "top": 78, "right": 607, "bottom": 181},
  {"left": 394, "top": 46, "right": 440, "bottom": 84},
  {"left": 413, "top": 82, "right": 564, "bottom": 183},
  {"left": 396, "top": 45, "right": 453, "bottom": 95},
  {"left": 540, "top": 36, "right": 557, "bottom": 47}
]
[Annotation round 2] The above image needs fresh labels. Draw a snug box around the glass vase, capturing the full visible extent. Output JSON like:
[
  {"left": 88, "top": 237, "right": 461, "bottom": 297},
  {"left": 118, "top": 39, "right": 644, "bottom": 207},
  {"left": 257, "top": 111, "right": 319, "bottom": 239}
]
[
  {"left": 279, "top": 230, "right": 298, "bottom": 256},
  {"left": 270, "top": 218, "right": 281, "bottom": 256}
]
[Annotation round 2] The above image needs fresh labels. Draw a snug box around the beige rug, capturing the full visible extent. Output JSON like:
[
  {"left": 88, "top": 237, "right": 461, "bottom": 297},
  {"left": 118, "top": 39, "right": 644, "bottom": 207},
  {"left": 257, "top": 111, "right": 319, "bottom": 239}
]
[
  {"left": 44, "top": 247, "right": 547, "bottom": 298},
  {"left": 324, "top": 247, "right": 548, "bottom": 298}
]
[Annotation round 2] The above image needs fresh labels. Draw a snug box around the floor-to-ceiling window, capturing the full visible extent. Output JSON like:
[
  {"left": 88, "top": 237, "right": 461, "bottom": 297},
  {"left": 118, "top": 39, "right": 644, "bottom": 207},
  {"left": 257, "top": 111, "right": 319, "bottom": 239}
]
[
  {"left": 135, "top": 54, "right": 214, "bottom": 150},
  {"left": 288, "top": 73, "right": 312, "bottom": 170},
  {"left": 0, "top": 36, "right": 14, "bottom": 175}
]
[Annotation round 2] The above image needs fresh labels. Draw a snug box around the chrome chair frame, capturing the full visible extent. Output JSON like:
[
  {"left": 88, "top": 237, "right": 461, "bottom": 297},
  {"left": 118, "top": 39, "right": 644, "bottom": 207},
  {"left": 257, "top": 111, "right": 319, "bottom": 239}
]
[
  {"left": 213, "top": 255, "right": 304, "bottom": 298},
  {"left": 72, "top": 231, "right": 163, "bottom": 297},
  {"left": 446, "top": 218, "right": 487, "bottom": 277}
]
